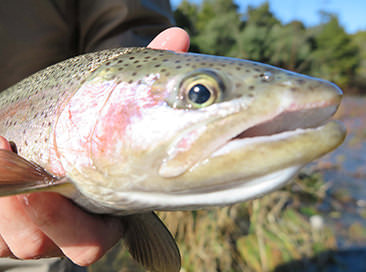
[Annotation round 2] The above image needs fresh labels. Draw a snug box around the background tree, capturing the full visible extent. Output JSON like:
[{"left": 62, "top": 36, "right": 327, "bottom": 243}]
[{"left": 308, "top": 13, "right": 360, "bottom": 88}]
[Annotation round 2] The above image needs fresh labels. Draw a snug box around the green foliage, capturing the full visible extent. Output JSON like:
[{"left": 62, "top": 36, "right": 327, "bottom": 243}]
[
  {"left": 351, "top": 31, "right": 366, "bottom": 91},
  {"left": 308, "top": 13, "right": 360, "bottom": 88},
  {"left": 267, "top": 22, "right": 312, "bottom": 72},
  {"left": 174, "top": 0, "right": 365, "bottom": 94}
]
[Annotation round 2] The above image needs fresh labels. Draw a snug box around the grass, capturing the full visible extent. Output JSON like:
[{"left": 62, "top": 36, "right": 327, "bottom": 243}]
[{"left": 90, "top": 172, "right": 338, "bottom": 272}]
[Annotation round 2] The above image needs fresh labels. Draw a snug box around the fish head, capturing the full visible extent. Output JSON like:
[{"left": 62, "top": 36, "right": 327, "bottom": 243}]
[{"left": 57, "top": 48, "right": 345, "bottom": 212}]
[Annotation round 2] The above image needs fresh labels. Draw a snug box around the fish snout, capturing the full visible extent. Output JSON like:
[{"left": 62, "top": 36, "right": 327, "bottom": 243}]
[{"left": 277, "top": 74, "right": 343, "bottom": 110}]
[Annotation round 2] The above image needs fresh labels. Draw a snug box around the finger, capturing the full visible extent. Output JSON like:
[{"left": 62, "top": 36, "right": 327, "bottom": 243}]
[
  {"left": 0, "top": 136, "right": 11, "bottom": 150},
  {"left": 0, "top": 196, "right": 62, "bottom": 259},
  {"left": 147, "top": 27, "right": 190, "bottom": 52},
  {"left": 0, "top": 234, "right": 13, "bottom": 257},
  {"left": 19, "top": 192, "right": 124, "bottom": 266}
]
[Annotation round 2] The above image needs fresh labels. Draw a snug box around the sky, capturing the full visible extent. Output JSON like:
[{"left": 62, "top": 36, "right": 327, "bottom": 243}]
[{"left": 170, "top": 0, "right": 366, "bottom": 34}]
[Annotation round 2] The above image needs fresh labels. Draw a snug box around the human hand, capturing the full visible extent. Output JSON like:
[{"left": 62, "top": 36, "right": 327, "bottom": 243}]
[{"left": 0, "top": 27, "right": 189, "bottom": 266}]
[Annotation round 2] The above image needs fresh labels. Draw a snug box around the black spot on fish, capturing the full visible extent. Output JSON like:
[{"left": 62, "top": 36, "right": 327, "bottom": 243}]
[{"left": 9, "top": 141, "right": 17, "bottom": 153}]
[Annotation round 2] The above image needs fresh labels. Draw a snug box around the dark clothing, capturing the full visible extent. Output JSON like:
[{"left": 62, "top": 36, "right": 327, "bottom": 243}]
[{"left": 0, "top": 0, "right": 174, "bottom": 91}]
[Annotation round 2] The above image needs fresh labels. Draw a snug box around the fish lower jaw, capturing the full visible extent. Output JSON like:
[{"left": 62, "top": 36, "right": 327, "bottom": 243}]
[{"left": 102, "top": 165, "right": 302, "bottom": 212}]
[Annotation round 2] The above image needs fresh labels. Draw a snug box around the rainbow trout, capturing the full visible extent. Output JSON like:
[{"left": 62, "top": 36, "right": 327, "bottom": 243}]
[{"left": 0, "top": 48, "right": 345, "bottom": 271}]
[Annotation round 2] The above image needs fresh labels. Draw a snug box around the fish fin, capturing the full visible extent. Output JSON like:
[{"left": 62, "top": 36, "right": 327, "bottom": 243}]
[
  {"left": 122, "top": 212, "right": 181, "bottom": 272},
  {"left": 0, "top": 149, "right": 70, "bottom": 196}
]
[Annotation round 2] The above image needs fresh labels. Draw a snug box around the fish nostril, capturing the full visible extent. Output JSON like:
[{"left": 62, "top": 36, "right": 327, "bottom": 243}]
[{"left": 259, "top": 71, "right": 273, "bottom": 82}]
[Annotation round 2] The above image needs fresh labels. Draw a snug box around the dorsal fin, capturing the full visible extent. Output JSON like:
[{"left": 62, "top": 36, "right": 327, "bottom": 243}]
[
  {"left": 0, "top": 149, "right": 70, "bottom": 196},
  {"left": 122, "top": 212, "right": 181, "bottom": 272}
]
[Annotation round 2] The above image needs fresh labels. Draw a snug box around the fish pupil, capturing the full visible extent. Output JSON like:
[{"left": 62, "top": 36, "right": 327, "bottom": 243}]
[{"left": 188, "top": 84, "right": 211, "bottom": 104}]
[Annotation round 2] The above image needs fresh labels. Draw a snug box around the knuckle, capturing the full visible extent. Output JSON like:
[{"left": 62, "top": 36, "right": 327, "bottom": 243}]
[
  {"left": 12, "top": 236, "right": 51, "bottom": 260},
  {"left": 68, "top": 245, "right": 105, "bottom": 266}
]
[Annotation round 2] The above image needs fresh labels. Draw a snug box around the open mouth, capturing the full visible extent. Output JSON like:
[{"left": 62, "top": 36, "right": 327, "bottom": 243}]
[
  {"left": 232, "top": 104, "right": 338, "bottom": 140},
  {"left": 211, "top": 103, "right": 340, "bottom": 160}
]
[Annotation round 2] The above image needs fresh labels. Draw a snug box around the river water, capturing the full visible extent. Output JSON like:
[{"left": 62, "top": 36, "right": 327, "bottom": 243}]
[{"left": 312, "top": 96, "right": 366, "bottom": 270}]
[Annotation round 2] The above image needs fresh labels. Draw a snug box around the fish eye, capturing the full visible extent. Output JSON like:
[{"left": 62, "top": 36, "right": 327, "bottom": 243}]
[
  {"left": 179, "top": 69, "right": 224, "bottom": 109},
  {"left": 188, "top": 84, "right": 213, "bottom": 105}
]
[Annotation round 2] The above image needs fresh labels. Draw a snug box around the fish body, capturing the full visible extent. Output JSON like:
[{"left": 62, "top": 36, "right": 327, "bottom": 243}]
[{"left": 0, "top": 48, "right": 346, "bottom": 271}]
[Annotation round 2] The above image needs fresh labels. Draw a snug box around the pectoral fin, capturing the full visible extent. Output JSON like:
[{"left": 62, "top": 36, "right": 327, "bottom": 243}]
[
  {"left": 0, "top": 149, "right": 72, "bottom": 196},
  {"left": 122, "top": 212, "right": 181, "bottom": 272}
]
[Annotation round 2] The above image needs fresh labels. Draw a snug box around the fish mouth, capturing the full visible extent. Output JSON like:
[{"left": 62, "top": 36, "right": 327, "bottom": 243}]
[
  {"left": 218, "top": 103, "right": 340, "bottom": 156},
  {"left": 232, "top": 104, "right": 337, "bottom": 140}
]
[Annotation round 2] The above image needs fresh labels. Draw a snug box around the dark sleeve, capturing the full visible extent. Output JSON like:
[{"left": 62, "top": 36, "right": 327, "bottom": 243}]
[
  {"left": 78, "top": 0, "right": 174, "bottom": 52},
  {"left": 0, "top": 0, "right": 77, "bottom": 91},
  {"left": 0, "top": 0, "right": 174, "bottom": 91}
]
